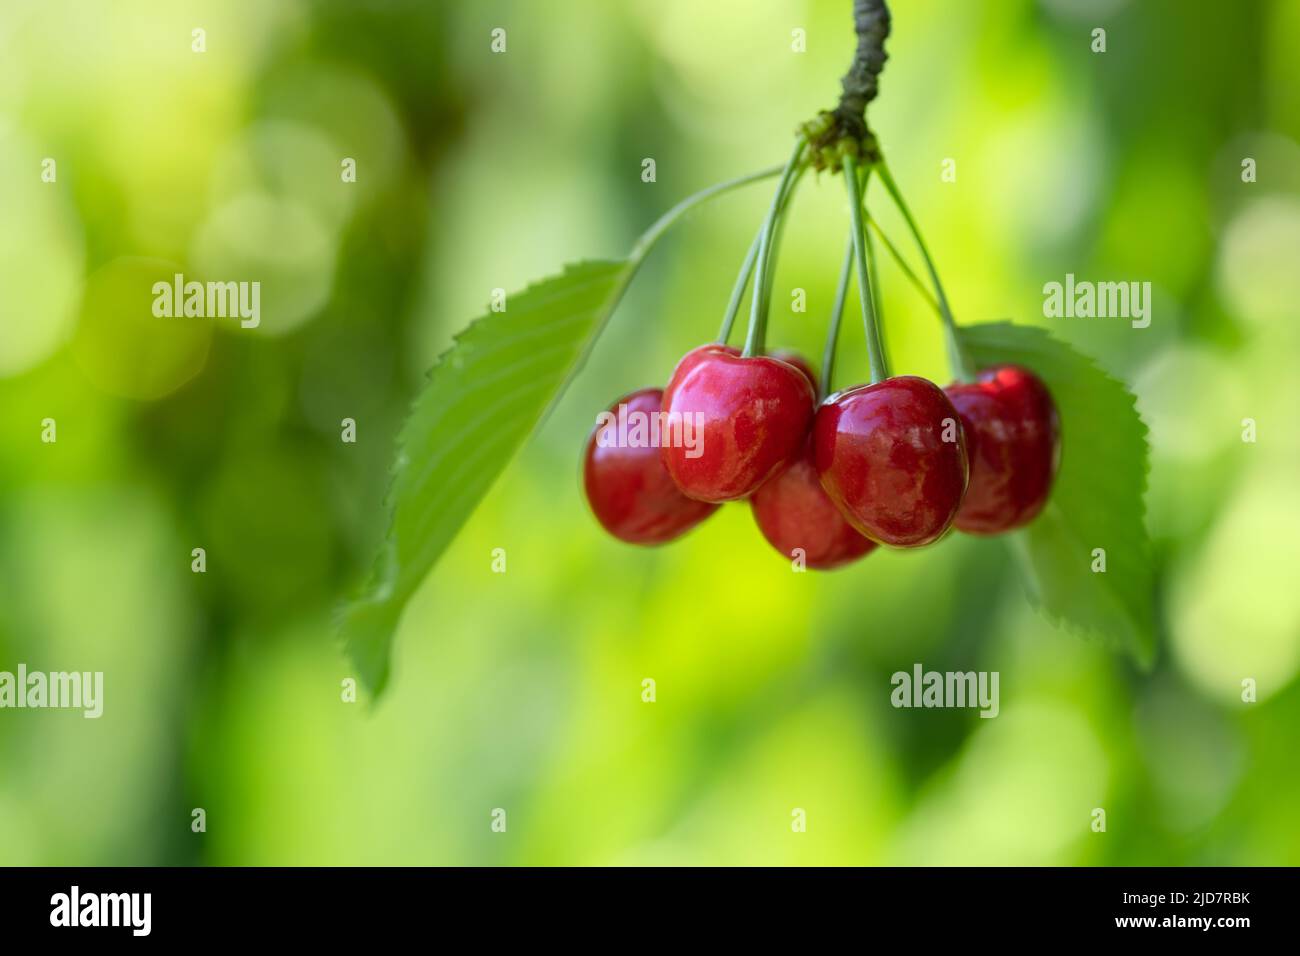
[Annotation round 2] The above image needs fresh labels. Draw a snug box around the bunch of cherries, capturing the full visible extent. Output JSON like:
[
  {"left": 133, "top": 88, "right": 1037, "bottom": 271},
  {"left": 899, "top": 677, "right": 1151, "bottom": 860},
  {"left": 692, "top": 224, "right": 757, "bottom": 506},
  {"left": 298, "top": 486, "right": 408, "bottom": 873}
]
[
  {"left": 582, "top": 137, "right": 1061, "bottom": 569},
  {"left": 583, "top": 343, "right": 1060, "bottom": 569}
]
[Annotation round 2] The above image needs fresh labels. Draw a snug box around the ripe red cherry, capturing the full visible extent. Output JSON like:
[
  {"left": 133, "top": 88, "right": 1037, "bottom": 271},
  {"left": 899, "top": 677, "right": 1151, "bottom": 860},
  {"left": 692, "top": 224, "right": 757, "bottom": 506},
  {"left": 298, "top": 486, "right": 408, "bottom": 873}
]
[
  {"left": 583, "top": 388, "right": 719, "bottom": 544},
  {"left": 813, "top": 376, "right": 968, "bottom": 548},
  {"left": 769, "top": 349, "right": 818, "bottom": 393},
  {"left": 944, "top": 365, "right": 1061, "bottom": 535},
  {"left": 751, "top": 440, "right": 876, "bottom": 569},
  {"left": 660, "top": 344, "right": 816, "bottom": 502}
]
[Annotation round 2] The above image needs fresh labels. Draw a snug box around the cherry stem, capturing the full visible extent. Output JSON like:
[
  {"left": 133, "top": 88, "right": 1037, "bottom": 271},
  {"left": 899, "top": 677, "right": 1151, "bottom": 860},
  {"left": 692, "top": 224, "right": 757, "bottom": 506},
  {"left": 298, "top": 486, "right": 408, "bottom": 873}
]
[
  {"left": 743, "top": 138, "right": 807, "bottom": 358},
  {"left": 821, "top": 231, "right": 854, "bottom": 398},
  {"left": 755, "top": 164, "right": 806, "bottom": 340},
  {"left": 720, "top": 162, "right": 807, "bottom": 345},
  {"left": 629, "top": 162, "right": 783, "bottom": 264},
  {"left": 863, "top": 200, "right": 887, "bottom": 363},
  {"left": 866, "top": 213, "right": 940, "bottom": 315},
  {"left": 875, "top": 159, "right": 973, "bottom": 380},
  {"left": 716, "top": 227, "right": 762, "bottom": 344},
  {"left": 843, "top": 154, "right": 889, "bottom": 383}
]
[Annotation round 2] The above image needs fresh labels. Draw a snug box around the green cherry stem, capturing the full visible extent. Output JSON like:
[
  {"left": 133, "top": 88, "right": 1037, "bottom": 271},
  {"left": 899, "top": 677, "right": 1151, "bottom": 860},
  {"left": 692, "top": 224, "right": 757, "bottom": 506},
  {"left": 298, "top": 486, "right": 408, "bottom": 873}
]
[
  {"left": 874, "top": 159, "right": 973, "bottom": 380},
  {"left": 821, "top": 231, "right": 854, "bottom": 399},
  {"left": 866, "top": 214, "right": 941, "bottom": 316},
  {"left": 629, "top": 162, "right": 782, "bottom": 264},
  {"left": 822, "top": 163, "right": 874, "bottom": 397},
  {"left": 716, "top": 227, "right": 762, "bottom": 344},
  {"left": 843, "top": 153, "right": 889, "bottom": 383},
  {"left": 755, "top": 164, "right": 807, "bottom": 336},
  {"left": 743, "top": 137, "right": 807, "bottom": 358},
  {"left": 719, "top": 161, "right": 808, "bottom": 344},
  {"left": 862, "top": 197, "right": 887, "bottom": 364}
]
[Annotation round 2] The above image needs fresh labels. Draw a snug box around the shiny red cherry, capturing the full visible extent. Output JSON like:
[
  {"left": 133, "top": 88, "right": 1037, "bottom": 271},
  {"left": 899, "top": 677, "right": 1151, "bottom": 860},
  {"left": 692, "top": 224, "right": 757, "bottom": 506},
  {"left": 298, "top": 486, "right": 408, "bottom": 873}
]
[
  {"left": 660, "top": 344, "right": 816, "bottom": 502},
  {"left": 751, "top": 440, "right": 876, "bottom": 569},
  {"left": 583, "top": 388, "right": 719, "bottom": 544},
  {"left": 769, "top": 349, "right": 818, "bottom": 394},
  {"left": 813, "top": 375, "right": 968, "bottom": 548},
  {"left": 944, "top": 365, "right": 1061, "bottom": 535}
]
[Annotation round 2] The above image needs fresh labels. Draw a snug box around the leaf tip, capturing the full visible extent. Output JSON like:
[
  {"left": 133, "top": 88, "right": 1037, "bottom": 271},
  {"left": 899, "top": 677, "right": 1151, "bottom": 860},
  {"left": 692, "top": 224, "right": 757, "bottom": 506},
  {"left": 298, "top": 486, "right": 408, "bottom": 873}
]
[{"left": 337, "top": 593, "right": 399, "bottom": 703}]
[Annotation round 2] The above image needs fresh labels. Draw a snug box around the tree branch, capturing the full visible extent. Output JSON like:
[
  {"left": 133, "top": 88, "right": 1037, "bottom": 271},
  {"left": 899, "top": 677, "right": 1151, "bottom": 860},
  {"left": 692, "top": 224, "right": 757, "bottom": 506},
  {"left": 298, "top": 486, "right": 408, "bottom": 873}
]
[{"left": 800, "top": 0, "right": 891, "bottom": 171}]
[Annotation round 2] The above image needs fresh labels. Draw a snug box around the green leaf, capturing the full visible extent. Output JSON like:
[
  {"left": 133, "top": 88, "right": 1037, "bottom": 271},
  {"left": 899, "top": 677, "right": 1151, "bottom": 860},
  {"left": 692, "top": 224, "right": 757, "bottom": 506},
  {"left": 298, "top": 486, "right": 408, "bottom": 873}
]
[
  {"left": 338, "top": 162, "right": 782, "bottom": 698},
  {"left": 341, "top": 259, "right": 635, "bottom": 696},
  {"left": 956, "top": 322, "right": 1155, "bottom": 665}
]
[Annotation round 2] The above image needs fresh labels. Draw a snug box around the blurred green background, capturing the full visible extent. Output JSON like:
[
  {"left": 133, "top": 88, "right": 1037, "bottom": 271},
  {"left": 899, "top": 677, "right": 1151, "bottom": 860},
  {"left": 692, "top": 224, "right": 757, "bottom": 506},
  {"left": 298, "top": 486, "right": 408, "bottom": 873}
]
[{"left": 1, "top": 0, "right": 1298, "bottom": 865}]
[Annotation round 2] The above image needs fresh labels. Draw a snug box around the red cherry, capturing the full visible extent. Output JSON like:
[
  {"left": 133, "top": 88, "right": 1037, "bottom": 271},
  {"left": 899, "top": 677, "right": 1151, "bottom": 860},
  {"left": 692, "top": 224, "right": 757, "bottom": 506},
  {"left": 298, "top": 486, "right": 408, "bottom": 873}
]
[
  {"left": 769, "top": 349, "right": 818, "bottom": 394},
  {"left": 813, "top": 376, "right": 968, "bottom": 548},
  {"left": 751, "top": 440, "right": 876, "bottom": 569},
  {"left": 660, "top": 345, "right": 816, "bottom": 502},
  {"left": 583, "top": 388, "right": 719, "bottom": 544},
  {"left": 944, "top": 365, "right": 1061, "bottom": 535}
]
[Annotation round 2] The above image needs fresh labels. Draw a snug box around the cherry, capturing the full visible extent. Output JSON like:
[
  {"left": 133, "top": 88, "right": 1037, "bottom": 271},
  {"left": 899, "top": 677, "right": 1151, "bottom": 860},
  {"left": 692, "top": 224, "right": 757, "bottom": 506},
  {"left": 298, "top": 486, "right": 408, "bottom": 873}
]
[
  {"left": 944, "top": 365, "right": 1061, "bottom": 535},
  {"left": 583, "top": 388, "right": 719, "bottom": 544},
  {"left": 660, "top": 344, "right": 816, "bottom": 502},
  {"left": 751, "top": 440, "right": 876, "bottom": 569},
  {"left": 769, "top": 349, "right": 818, "bottom": 394},
  {"left": 813, "top": 376, "right": 968, "bottom": 548}
]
